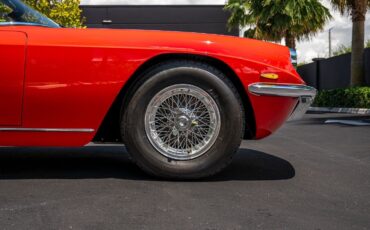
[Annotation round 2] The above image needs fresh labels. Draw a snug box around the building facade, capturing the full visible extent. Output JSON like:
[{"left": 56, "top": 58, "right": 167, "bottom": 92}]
[{"left": 80, "top": 3, "right": 238, "bottom": 36}]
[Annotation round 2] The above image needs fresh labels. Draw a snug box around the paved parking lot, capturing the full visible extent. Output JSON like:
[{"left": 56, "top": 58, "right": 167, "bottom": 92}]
[{"left": 0, "top": 113, "right": 369, "bottom": 230}]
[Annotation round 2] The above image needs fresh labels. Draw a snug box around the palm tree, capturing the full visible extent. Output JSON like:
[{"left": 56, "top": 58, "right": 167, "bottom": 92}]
[
  {"left": 225, "top": 0, "right": 332, "bottom": 50},
  {"left": 330, "top": 0, "right": 370, "bottom": 86}
]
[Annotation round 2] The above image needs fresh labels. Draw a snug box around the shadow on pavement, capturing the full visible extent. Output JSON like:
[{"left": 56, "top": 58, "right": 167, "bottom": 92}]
[
  {"left": 210, "top": 148, "right": 295, "bottom": 181},
  {"left": 0, "top": 147, "right": 295, "bottom": 181}
]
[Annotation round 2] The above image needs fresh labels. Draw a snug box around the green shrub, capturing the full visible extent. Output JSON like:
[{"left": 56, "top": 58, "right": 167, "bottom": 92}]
[
  {"left": 1, "top": 0, "right": 84, "bottom": 27},
  {"left": 313, "top": 87, "right": 370, "bottom": 108},
  {"left": 24, "top": 0, "right": 85, "bottom": 28},
  {"left": 333, "top": 44, "right": 351, "bottom": 56},
  {"left": 0, "top": 4, "right": 11, "bottom": 22},
  {"left": 0, "top": 0, "right": 85, "bottom": 28}
]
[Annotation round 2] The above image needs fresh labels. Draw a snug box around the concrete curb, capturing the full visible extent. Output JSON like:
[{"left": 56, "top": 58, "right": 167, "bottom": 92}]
[{"left": 309, "top": 107, "right": 370, "bottom": 115}]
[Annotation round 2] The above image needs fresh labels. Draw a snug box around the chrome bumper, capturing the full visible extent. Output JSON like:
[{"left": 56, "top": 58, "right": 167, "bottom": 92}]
[{"left": 248, "top": 83, "right": 317, "bottom": 121}]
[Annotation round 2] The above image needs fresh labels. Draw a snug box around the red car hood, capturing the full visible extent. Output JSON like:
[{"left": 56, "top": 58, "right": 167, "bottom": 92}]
[{"left": 23, "top": 27, "right": 294, "bottom": 73}]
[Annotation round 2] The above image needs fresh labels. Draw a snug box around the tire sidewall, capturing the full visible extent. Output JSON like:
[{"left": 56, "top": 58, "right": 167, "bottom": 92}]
[{"left": 123, "top": 63, "right": 243, "bottom": 178}]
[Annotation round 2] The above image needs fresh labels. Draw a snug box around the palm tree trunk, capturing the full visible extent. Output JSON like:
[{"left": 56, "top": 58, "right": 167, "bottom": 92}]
[
  {"left": 285, "top": 31, "right": 296, "bottom": 49},
  {"left": 350, "top": 0, "right": 367, "bottom": 86}
]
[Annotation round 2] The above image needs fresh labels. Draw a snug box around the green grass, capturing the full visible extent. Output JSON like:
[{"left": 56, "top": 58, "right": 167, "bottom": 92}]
[{"left": 313, "top": 87, "right": 370, "bottom": 109}]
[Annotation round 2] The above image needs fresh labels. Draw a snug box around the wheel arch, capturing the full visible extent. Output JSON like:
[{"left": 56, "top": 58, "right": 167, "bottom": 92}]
[{"left": 93, "top": 53, "right": 256, "bottom": 143}]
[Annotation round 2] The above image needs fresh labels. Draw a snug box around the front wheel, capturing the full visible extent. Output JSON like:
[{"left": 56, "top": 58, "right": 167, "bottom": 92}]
[{"left": 122, "top": 60, "right": 244, "bottom": 179}]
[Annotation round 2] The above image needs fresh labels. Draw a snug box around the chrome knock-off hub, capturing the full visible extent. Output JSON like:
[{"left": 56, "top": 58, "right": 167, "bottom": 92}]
[{"left": 175, "top": 115, "right": 191, "bottom": 131}]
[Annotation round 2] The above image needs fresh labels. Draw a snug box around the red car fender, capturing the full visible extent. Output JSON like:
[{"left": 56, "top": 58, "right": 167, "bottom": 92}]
[{"left": 0, "top": 26, "right": 304, "bottom": 146}]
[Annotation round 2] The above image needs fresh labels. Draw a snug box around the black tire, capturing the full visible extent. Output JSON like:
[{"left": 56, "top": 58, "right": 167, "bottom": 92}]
[{"left": 122, "top": 60, "right": 244, "bottom": 179}]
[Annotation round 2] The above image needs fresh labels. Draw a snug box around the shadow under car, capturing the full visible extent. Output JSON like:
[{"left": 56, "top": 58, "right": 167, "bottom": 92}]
[{"left": 0, "top": 146, "right": 295, "bottom": 181}]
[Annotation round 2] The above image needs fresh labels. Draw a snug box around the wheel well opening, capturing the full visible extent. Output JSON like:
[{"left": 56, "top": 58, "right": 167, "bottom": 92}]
[{"left": 93, "top": 53, "right": 256, "bottom": 143}]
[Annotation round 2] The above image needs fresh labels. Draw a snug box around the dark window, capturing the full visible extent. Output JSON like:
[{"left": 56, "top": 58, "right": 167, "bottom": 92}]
[{"left": 0, "top": 0, "right": 59, "bottom": 27}]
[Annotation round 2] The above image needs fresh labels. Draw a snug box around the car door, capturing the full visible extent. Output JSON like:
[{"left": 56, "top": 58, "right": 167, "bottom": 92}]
[{"left": 0, "top": 30, "right": 27, "bottom": 126}]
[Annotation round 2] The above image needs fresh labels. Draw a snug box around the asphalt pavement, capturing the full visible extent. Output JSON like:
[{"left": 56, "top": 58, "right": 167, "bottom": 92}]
[{"left": 0, "top": 112, "right": 369, "bottom": 230}]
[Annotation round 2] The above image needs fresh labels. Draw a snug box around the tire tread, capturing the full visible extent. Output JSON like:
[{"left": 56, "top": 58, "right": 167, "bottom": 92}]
[{"left": 122, "top": 59, "right": 245, "bottom": 179}]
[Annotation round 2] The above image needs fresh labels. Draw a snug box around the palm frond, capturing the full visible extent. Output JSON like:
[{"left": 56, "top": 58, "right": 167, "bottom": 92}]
[{"left": 225, "top": 0, "right": 332, "bottom": 46}]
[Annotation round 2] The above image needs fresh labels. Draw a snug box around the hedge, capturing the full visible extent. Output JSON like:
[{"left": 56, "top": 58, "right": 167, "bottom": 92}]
[{"left": 313, "top": 87, "right": 370, "bottom": 109}]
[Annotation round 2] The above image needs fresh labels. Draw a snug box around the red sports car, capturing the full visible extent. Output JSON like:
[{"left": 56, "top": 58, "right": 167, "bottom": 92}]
[{"left": 0, "top": 0, "right": 316, "bottom": 178}]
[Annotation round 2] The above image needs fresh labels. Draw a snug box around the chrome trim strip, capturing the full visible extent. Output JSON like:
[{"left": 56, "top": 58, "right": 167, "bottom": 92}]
[
  {"left": 288, "top": 96, "right": 315, "bottom": 121},
  {"left": 248, "top": 82, "right": 317, "bottom": 121},
  {"left": 0, "top": 22, "right": 55, "bottom": 28},
  {"left": 0, "top": 128, "right": 94, "bottom": 133},
  {"left": 86, "top": 142, "right": 125, "bottom": 147},
  {"left": 248, "top": 83, "right": 317, "bottom": 98}
]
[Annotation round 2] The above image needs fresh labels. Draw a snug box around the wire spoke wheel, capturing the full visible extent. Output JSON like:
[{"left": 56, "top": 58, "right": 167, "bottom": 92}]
[
  {"left": 123, "top": 61, "right": 243, "bottom": 178},
  {"left": 145, "top": 84, "right": 221, "bottom": 160}
]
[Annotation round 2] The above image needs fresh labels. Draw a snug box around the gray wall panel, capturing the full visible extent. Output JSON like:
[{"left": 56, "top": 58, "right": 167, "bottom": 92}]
[
  {"left": 106, "top": 6, "right": 230, "bottom": 24},
  {"left": 298, "top": 48, "right": 370, "bottom": 90},
  {"left": 81, "top": 5, "right": 238, "bottom": 36},
  {"left": 82, "top": 7, "right": 106, "bottom": 24},
  {"left": 318, "top": 53, "right": 351, "bottom": 90},
  {"left": 365, "top": 48, "right": 370, "bottom": 85},
  {"left": 297, "top": 62, "right": 317, "bottom": 88},
  {"left": 106, "top": 23, "right": 231, "bottom": 34}
]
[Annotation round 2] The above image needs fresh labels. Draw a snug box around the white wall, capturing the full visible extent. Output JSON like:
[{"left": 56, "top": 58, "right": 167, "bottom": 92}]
[{"left": 81, "top": 0, "right": 226, "bottom": 5}]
